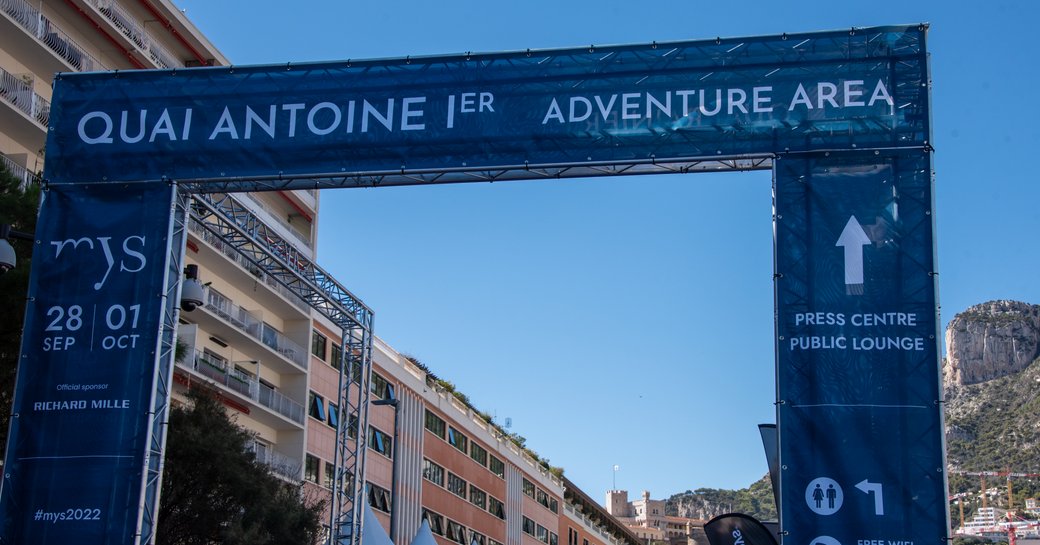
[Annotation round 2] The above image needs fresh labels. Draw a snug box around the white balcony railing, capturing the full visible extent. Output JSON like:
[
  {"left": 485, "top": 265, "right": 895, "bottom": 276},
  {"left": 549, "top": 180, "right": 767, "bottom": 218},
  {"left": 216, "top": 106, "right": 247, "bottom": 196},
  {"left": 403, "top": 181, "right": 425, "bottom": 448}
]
[
  {"left": 188, "top": 350, "right": 305, "bottom": 424},
  {"left": 0, "top": 154, "right": 39, "bottom": 189},
  {"left": 241, "top": 192, "right": 314, "bottom": 250},
  {"left": 0, "top": 68, "right": 49, "bottom": 127},
  {"left": 85, "top": 0, "right": 180, "bottom": 69},
  {"left": 0, "top": 0, "right": 108, "bottom": 72},
  {"left": 204, "top": 289, "right": 309, "bottom": 370},
  {"left": 246, "top": 442, "right": 301, "bottom": 481},
  {"left": 187, "top": 218, "right": 312, "bottom": 313}
]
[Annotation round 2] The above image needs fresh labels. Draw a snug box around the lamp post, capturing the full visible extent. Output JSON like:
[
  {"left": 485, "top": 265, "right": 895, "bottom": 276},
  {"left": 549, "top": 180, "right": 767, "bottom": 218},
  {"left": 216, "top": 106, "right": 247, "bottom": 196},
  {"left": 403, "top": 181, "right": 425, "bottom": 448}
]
[{"left": 372, "top": 397, "right": 400, "bottom": 544}]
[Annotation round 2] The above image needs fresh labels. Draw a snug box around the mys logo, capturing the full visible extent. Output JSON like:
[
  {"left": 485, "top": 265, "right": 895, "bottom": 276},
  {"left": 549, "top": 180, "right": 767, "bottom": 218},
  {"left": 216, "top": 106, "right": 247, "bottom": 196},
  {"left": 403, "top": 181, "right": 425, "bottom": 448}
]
[{"left": 50, "top": 236, "right": 148, "bottom": 290}]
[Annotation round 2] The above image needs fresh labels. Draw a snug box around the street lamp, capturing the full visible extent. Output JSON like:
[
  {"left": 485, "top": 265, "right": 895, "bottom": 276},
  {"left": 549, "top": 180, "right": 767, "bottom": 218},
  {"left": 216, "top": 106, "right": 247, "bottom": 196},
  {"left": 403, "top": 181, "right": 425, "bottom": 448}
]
[{"left": 372, "top": 396, "right": 399, "bottom": 544}]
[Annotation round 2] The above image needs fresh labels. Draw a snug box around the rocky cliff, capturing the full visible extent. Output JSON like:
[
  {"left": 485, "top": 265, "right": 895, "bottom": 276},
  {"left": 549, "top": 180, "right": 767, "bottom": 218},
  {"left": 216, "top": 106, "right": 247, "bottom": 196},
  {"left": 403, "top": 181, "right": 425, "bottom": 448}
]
[
  {"left": 943, "top": 301, "right": 1040, "bottom": 494},
  {"left": 943, "top": 300, "right": 1040, "bottom": 387}
]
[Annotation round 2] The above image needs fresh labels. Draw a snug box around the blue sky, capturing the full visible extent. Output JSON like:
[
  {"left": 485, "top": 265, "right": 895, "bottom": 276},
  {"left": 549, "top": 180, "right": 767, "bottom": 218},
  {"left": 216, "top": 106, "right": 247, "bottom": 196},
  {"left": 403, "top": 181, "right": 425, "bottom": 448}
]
[{"left": 174, "top": 0, "right": 1040, "bottom": 500}]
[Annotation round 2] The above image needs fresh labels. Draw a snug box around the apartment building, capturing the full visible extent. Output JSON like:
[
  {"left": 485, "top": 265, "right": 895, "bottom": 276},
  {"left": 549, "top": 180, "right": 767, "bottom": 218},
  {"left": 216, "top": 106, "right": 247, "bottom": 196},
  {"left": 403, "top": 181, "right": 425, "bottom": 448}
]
[
  {"left": 0, "top": 0, "right": 323, "bottom": 485},
  {"left": 2, "top": 3, "right": 639, "bottom": 545},
  {"left": 307, "top": 317, "right": 642, "bottom": 545},
  {"left": 0, "top": 0, "right": 226, "bottom": 180}
]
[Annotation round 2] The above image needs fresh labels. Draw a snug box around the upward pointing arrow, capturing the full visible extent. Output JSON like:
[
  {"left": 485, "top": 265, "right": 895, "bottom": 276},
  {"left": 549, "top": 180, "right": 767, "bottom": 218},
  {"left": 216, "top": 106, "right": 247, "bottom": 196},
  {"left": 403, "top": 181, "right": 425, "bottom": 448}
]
[{"left": 836, "top": 216, "right": 871, "bottom": 288}]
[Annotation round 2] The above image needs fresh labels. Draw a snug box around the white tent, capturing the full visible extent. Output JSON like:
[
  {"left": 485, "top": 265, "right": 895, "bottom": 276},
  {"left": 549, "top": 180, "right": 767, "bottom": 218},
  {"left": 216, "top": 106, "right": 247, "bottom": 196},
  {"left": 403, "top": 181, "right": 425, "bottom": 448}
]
[
  {"left": 363, "top": 501, "right": 395, "bottom": 545},
  {"left": 408, "top": 519, "right": 438, "bottom": 545}
]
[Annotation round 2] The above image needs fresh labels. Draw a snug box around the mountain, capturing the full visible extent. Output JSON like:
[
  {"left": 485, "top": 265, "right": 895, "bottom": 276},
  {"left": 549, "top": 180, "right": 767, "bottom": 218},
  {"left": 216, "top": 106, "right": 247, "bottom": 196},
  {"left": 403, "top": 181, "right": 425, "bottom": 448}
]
[
  {"left": 943, "top": 301, "right": 1040, "bottom": 503},
  {"left": 664, "top": 300, "right": 1040, "bottom": 522},
  {"left": 665, "top": 475, "right": 776, "bottom": 522}
]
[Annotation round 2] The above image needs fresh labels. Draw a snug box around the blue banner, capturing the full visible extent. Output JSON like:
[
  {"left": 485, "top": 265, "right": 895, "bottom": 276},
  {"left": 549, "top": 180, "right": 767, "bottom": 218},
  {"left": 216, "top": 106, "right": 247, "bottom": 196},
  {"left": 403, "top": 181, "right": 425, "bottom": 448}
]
[
  {"left": 774, "top": 151, "right": 946, "bottom": 545},
  {"left": 44, "top": 25, "right": 928, "bottom": 186},
  {"left": 0, "top": 183, "right": 175, "bottom": 544}
]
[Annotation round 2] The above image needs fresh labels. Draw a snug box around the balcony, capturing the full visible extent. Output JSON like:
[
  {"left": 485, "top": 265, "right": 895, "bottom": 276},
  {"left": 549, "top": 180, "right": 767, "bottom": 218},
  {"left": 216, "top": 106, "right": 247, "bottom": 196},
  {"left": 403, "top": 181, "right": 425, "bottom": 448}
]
[
  {"left": 241, "top": 192, "right": 314, "bottom": 251},
  {"left": 247, "top": 441, "right": 301, "bottom": 482},
  {"left": 0, "top": 69, "right": 48, "bottom": 126},
  {"left": 0, "top": 153, "right": 40, "bottom": 189},
  {"left": 76, "top": 0, "right": 180, "bottom": 69},
  {"left": 0, "top": 67, "right": 49, "bottom": 150},
  {"left": 0, "top": 0, "right": 109, "bottom": 74},
  {"left": 202, "top": 288, "right": 309, "bottom": 371},
  {"left": 185, "top": 349, "right": 305, "bottom": 426},
  {"left": 187, "top": 217, "right": 311, "bottom": 315}
]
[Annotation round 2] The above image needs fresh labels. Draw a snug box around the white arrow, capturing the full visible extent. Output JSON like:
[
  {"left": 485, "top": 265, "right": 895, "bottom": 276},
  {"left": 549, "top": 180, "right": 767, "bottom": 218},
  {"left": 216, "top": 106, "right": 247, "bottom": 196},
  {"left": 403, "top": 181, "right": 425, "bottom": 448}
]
[
  {"left": 836, "top": 216, "right": 871, "bottom": 289},
  {"left": 855, "top": 479, "right": 884, "bottom": 515}
]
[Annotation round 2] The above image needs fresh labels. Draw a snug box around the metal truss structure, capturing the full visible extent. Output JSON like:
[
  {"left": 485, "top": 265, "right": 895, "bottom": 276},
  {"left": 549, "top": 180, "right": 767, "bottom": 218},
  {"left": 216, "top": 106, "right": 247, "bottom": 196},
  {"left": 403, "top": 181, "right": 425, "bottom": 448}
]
[
  {"left": 187, "top": 191, "right": 374, "bottom": 545},
  {"left": 136, "top": 188, "right": 189, "bottom": 545},
  {"left": 179, "top": 157, "right": 774, "bottom": 194},
  {"left": 23, "top": 24, "right": 933, "bottom": 545}
]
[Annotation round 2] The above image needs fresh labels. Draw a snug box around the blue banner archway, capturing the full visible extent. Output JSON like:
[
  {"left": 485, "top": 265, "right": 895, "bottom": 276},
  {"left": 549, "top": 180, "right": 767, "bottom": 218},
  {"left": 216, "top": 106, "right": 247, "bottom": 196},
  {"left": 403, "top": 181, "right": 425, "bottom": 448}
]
[{"left": 0, "top": 24, "right": 946, "bottom": 545}]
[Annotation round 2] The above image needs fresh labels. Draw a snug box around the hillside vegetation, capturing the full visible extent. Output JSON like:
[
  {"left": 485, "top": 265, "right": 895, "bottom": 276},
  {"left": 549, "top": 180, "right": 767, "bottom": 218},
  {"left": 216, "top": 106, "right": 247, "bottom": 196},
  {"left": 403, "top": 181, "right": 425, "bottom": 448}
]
[{"left": 663, "top": 301, "right": 1040, "bottom": 524}]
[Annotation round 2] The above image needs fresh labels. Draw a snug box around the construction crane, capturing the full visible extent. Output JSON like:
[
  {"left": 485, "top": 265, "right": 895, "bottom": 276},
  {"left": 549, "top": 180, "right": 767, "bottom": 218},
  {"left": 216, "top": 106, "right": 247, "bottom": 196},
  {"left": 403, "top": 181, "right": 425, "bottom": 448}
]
[{"left": 949, "top": 470, "right": 1040, "bottom": 540}]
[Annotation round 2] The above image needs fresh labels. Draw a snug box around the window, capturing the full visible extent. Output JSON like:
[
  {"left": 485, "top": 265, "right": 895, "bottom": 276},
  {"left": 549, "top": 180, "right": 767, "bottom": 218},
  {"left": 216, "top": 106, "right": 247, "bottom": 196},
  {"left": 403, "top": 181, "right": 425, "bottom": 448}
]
[
  {"left": 469, "top": 486, "right": 487, "bottom": 509},
  {"left": 447, "top": 427, "right": 468, "bottom": 453},
  {"left": 425, "top": 410, "right": 446, "bottom": 439},
  {"left": 339, "top": 469, "right": 355, "bottom": 494},
  {"left": 261, "top": 321, "right": 279, "bottom": 350},
  {"left": 490, "top": 539, "right": 504, "bottom": 545},
  {"left": 522, "top": 517, "right": 536, "bottom": 536},
  {"left": 308, "top": 392, "right": 326, "bottom": 421},
  {"left": 311, "top": 330, "right": 327, "bottom": 360},
  {"left": 423, "top": 509, "right": 445, "bottom": 536},
  {"left": 371, "top": 372, "right": 395, "bottom": 400},
  {"left": 201, "top": 348, "right": 227, "bottom": 369},
  {"left": 367, "top": 483, "right": 391, "bottom": 513},
  {"left": 324, "top": 462, "right": 335, "bottom": 489},
  {"left": 568, "top": 528, "right": 578, "bottom": 545},
  {"left": 423, "top": 458, "right": 445, "bottom": 486},
  {"left": 330, "top": 343, "right": 343, "bottom": 369},
  {"left": 327, "top": 402, "right": 339, "bottom": 429},
  {"left": 536, "top": 525, "right": 549, "bottom": 544},
  {"left": 470, "top": 442, "right": 488, "bottom": 466},
  {"left": 522, "top": 478, "right": 535, "bottom": 498},
  {"left": 305, "top": 454, "right": 319, "bottom": 483},
  {"left": 489, "top": 496, "right": 505, "bottom": 519},
  {"left": 537, "top": 489, "right": 550, "bottom": 509},
  {"left": 490, "top": 455, "right": 505, "bottom": 478},
  {"left": 550, "top": 533, "right": 558, "bottom": 545},
  {"left": 347, "top": 412, "right": 359, "bottom": 439},
  {"left": 549, "top": 498, "right": 559, "bottom": 513},
  {"left": 369, "top": 426, "right": 393, "bottom": 458},
  {"left": 584, "top": 539, "right": 589, "bottom": 545},
  {"left": 471, "top": 531, "right": 487, "bottom": 545},
  {"left": 348, "top": 358, "right": 362, "bottom": 384},
  {"left": 447, "top": 473, "right": 467, "bottom": 498},
  {"left": 446, "top": 521, "right": 467, "bottom": 545}
]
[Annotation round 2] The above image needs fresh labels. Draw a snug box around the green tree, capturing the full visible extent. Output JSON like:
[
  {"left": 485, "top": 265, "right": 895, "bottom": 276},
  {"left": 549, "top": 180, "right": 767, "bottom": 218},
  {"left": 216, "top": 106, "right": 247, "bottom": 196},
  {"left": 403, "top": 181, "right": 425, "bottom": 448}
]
[
  {"left": 0, "top": 164, "right": 40, "bottom": 456},
  {"left": 157, "top": 389, "right": 325, "bottom": 545}
]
